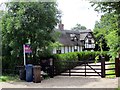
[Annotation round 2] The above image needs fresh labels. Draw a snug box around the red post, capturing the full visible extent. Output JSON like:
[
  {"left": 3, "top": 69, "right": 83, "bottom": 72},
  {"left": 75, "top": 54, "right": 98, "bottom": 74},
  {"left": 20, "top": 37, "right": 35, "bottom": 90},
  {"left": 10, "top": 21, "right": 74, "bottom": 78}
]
[{"left": 115, "top": 58, "right": 120, "bottom": 77}]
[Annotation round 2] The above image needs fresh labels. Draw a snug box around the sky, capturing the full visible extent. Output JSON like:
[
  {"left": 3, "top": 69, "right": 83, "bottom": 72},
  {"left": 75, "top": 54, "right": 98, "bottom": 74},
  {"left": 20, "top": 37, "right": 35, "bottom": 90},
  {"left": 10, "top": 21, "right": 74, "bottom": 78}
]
[
  {"left": 56, "top": 0, "right": 102, "bottom": 30},
  {"left": 0, "top": 0, "right": 103, "bottom": 30}
]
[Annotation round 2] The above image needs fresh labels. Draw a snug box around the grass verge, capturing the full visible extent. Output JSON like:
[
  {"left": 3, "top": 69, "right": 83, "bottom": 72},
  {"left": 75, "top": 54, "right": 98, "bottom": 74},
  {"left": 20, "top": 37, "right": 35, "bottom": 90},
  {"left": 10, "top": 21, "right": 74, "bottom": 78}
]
[
  {"left": 0, "top": 75, "right": 19, "bottom": 82},
  {"left": 106, "top": 60, "right": 115, "bottom": 78}
]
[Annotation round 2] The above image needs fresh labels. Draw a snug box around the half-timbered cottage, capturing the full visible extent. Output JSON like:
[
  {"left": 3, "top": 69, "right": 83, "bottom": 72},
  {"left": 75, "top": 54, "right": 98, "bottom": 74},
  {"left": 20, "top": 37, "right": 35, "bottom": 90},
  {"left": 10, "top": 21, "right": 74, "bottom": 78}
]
[{"left": 52, "top": 23, "right": 95, "bottom": 54}]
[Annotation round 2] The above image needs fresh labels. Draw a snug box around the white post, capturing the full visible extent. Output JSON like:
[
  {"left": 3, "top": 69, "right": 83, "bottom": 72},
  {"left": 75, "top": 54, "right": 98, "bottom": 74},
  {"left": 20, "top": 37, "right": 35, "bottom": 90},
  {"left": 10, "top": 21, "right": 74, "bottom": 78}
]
[{"left": 23, "top": 45, "right": 26, "bottom": 66}]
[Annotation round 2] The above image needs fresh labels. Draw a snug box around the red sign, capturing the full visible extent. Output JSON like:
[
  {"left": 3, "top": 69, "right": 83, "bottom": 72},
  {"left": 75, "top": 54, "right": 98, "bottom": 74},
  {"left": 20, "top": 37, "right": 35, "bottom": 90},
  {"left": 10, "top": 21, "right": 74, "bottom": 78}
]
[{"left": 24, "top": 44, "right": 32, "bottom": 53}]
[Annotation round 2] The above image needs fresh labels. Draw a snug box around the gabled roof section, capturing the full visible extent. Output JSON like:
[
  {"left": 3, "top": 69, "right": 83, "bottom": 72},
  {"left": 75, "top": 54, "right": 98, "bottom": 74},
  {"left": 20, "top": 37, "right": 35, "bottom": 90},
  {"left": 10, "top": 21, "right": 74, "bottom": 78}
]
[
  {"left": 80, "top": 33, "right": 88, "bottom": 40},
  {"left": 79, "top": 29, "right": 92, "bottom": 33},
  {"left": 57, "top": 31, "right": 81, "bottom": 46},
  {"left": 54, "top": 29, "right": 92, "bottom": 33}
]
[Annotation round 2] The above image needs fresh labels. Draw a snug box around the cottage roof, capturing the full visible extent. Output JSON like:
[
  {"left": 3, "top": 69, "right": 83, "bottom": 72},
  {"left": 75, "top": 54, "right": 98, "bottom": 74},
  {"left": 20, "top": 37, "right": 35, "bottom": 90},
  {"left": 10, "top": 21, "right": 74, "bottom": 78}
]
[
  {"left": 80, "top": 33, "right": 88, "bottom": 40},
  {"left": 54, "top": 29, "right": 92, "bottom": 33},
  {"left": 54, "top": 29, "right": 92, "bottom": 46},
  {"left": 57, "top": 30, "right": 79, "bottom": 46},
  {"left": 79, "top": 29, "right": 92, "bottom": 33}
]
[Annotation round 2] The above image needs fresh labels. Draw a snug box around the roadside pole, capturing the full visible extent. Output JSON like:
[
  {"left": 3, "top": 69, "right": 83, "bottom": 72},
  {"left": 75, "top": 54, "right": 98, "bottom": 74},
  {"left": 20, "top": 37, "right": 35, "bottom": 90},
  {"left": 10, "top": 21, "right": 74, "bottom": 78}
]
[{"left": 23, "top": 45, "right": 26, "bottom": 66}]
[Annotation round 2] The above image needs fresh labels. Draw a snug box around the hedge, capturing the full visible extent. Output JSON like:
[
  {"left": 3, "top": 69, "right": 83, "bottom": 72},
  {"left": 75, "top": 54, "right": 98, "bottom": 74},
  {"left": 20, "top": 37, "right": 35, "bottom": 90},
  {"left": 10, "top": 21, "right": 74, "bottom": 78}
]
[
  {"left": 52, "top": 51, "right": 109, "bottom": 75},
  {"left": 2, "top": 51, "right": 109, "bottom": 75},
  {"left": 52, "top": 52, "right": 79, "bottom": 75},
  {"left": 77, "top": 51, "right": 109, "bottom": 61},
  {"left": 2, "top": 56, "right": 22, "bottom": 75}
]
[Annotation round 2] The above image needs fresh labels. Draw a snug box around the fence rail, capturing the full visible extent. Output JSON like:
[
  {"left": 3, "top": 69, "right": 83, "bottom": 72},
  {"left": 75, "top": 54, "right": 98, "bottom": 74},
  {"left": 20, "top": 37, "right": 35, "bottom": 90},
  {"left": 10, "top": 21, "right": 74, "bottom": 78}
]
[
  {"left": 53, "top": 56, "right": 120, "bottom": 78},
  {"left": 2, "top": 56, "right": 120, "bottom": 78}
]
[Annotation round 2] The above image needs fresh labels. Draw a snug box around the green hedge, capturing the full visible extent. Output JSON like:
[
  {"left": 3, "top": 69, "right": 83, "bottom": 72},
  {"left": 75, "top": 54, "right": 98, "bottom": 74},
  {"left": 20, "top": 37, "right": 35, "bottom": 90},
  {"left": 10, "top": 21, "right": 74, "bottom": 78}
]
[
  {"left": 2, "top": 51, "right": 109, "bottom": 75},
  {"left": 2, "top": 56, "right": 22, "bottom": 74},
  {"left": 52, "top": 52, "right": 79, "bottom": 75},
  {"left": 52, "top": 51, "right": 109, "bottom": 75},
  {"left": 77, "top": 51, "right": 109, "bottom": 61}
]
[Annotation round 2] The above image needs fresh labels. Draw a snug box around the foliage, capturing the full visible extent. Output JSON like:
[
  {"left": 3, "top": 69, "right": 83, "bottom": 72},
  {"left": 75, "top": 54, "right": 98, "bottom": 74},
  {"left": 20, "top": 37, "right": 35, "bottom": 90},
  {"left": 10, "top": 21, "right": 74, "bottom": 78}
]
[
  {"left": 93, "top": 13, "right": 118, "bottom": 59},
  {"left": 54, "top": 52, "right": 78, "bottom": 61},
  {"left": 50, "top": 42, "right": 63, "bottom": 48},
  {"left": 53, "top": 52, "right": 78, "bottom": 75},
  {"left": 0, "top": 10, "right": 5, "bottom": 20},
  {"left": 0, "top": 75, "right": 19, "bottom": 82},
  {"left": 38, "top": 30, "right": 62, "bottom": 58},
  {"left": 1, "top": 2, "right": 59, "bottom": 65},
  {"left": 105, "top": 30, "right": 119, "bottom": 59},
  {"left": 106, "top": 60, "right": 115, "bottom": 78},
  {"left": 90, "top": 2, "right": 120, "bottom": 14},
  {"left": 94, "top": 13, "right": 118, "bottom": 39},
  {"left": 71, "top": 24, "right": 87, "bottom": 30},
  {"left": 0, "top": 10, "right": 5, "bottom": 58},
  {"left": 90, "top": 1, "right": 120, "bottom": 56},
  {"left": 77, "top": 51, "right": 109, "bottom": 61},
  {"left": 117, "top": 88, "right": 120, "bottom": 90},
  {"left": 95, "top": 55, "right": 99, "bottom": 64}
]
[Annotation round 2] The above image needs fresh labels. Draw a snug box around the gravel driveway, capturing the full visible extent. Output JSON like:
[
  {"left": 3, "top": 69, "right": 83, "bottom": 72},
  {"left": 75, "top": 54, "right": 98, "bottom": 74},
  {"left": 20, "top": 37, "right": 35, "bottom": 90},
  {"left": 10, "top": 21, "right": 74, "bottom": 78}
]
[{"left": 0, "top": 76, "right": 118, "bottom": 88}]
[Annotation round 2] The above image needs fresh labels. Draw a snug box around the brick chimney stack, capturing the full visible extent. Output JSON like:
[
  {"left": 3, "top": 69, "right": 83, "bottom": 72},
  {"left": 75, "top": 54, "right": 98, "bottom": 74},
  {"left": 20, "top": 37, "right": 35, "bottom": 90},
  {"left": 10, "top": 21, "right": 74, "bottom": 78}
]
[{"left": 58, "top": 20, "right": 64, "bottom": 30}]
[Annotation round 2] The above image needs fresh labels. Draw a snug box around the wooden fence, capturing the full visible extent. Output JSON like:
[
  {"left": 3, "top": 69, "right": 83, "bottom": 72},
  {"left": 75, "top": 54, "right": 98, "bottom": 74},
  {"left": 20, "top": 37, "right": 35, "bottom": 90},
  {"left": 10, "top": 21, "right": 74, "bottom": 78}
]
[
  {"left": 52, "top": 56, "right": 120, "bottom": 78},
  {"left": 2, "top": 55, "right": 120, "bottom": 78}
]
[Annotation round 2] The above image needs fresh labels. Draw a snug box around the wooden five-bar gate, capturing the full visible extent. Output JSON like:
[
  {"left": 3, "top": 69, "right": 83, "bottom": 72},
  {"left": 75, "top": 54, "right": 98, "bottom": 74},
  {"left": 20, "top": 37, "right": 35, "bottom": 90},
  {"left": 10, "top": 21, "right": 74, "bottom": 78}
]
[
  {"left": 5, "top": 55, "right": 119, "bottom": 78},
  {"left": 51, "top": 56, "right": 120, "bottom": 78}
]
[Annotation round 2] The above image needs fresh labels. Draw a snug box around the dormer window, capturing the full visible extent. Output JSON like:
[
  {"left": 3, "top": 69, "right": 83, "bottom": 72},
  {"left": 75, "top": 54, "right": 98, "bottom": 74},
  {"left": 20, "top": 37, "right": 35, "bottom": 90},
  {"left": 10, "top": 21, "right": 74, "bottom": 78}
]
[
  {"left": 70, "top": 34, "right": 75, "bottom": 38},
  {"left": 88, "top": 34, "right": 92, "bottom": 38},
  {"left": 70, "top": 34, "right": 75, "bottom": 41},
  {"left": 88, "top": 39, "right": 92, "bottom": 44}
]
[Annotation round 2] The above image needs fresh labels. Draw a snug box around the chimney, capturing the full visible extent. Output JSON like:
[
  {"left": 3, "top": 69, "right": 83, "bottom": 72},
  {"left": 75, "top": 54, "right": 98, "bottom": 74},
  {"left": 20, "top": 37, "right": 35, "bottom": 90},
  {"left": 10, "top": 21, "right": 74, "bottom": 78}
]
[
  {"left": 58, "top": 20, "right": 64, "bottom": 30},
  {"left": 59, "top": 23, "right": 64, "bottom": 30}
]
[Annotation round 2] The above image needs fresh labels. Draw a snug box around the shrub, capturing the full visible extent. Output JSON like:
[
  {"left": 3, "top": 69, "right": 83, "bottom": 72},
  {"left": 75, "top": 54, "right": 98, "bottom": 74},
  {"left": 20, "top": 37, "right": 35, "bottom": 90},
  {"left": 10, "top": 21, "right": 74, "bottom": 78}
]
[
  {"left": 2, "top": 51, "right": 109, "bottom": 75},
  {"left": 52, "top": 52, "right": 79, "bottom": 75},
  {"left": 2, "top": 56, "right": 22, "bottom": 75}
]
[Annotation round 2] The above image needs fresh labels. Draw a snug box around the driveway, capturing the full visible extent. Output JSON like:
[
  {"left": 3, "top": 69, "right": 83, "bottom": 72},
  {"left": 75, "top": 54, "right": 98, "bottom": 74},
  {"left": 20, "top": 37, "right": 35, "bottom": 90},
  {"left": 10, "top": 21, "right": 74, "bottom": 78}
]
[{"left": 0, "top": 76, "right": 118, "bottom": 88}]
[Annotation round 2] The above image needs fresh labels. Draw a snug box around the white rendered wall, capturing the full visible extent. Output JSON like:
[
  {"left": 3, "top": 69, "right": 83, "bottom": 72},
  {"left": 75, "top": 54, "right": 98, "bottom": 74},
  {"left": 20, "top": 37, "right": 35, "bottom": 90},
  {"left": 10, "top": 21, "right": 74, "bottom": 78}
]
[
  {"left": 53, "top": 47, "right": 56, "bottom": 54},
  {"left": 72, "top": 46, "right": 74, "bottom": 52},
  {"left": 69, "top": 46, "right": 71, "bottom": 52},
  {"left": 65, "top": 46, "right": 68, "bottom": 53},
  {"left": 61, "top": 47, "right": 64, "bottom": 53},
  {"left": 78, "top": 46, "right": 80, "bottom": 52}
]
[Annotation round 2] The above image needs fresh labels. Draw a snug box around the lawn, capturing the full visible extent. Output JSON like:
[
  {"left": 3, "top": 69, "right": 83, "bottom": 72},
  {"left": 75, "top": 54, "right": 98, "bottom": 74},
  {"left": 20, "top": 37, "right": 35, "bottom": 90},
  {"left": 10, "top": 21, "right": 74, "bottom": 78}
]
[
  {"left": 0, "top": 75, "right": 19, "bottom": 82},
  {"left": 106, "top": 60, "right": 116, "bottom": 78}
]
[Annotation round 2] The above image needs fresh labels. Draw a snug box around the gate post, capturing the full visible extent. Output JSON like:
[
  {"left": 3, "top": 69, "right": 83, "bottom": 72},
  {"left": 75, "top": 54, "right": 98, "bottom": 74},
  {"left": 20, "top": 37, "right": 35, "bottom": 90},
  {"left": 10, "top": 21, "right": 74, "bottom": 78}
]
[
  {"left": 68, "top": 61, "right": 71, "bottom": 76},
  {"left": 115, "top": 58, "right": 120, "bottom": 77},
  {"left": 101, "top": 56, "right": 105, "bottom": 78},
  {"left": 50, "top": 58, "right": 54, "bottom": 78},
  {"left": 85, "top": 60, "right": 86, "bottom": 77}
]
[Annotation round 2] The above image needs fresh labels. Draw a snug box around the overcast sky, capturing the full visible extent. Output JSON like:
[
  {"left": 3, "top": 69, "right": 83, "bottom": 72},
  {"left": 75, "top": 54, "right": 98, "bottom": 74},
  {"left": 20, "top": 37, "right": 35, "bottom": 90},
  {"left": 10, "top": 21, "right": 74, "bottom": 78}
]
[
  {"left": 0, "top": 0, "right": 102, "bottom": 30},
  {"left": 56, "top": 0, "right": 102, "bottom": 30}
]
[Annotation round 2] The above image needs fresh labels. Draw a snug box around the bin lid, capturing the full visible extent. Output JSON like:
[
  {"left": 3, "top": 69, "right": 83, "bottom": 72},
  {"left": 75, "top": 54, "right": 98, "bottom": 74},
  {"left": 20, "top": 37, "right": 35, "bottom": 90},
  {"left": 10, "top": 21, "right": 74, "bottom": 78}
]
[
  {"left": 33, "top": 66, "right": 41, "bottom": 68},
  {"left": 25, "top": 64, "right": 33, "bottom": 68}
]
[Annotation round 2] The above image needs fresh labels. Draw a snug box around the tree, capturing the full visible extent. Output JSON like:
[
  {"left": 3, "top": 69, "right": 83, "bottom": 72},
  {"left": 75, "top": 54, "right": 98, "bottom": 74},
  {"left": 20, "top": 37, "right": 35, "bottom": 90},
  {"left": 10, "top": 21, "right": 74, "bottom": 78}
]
[
  {"left": 94, "top": 13, "right": 118, "bottom": 38},
  {"left": 0, "top": 10, "right": 5, "bottom": 19},
  {"left": 93, "top": 13, "right": 118, "bottom": 59},
  {"left": 0, "top": 10, "right": 5, "bottom": 57},
  {"left": 37, "top": 30, "right": 62, "bottom": 58},
  {"left": 2, "top": 2, "right": 59, "bottom": 64},
  {"left": 91, "top": 1, "right": 120, "bottom": 53},
  {"left": 71, "top": 24, "right": 87, "bottom": 30}
]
